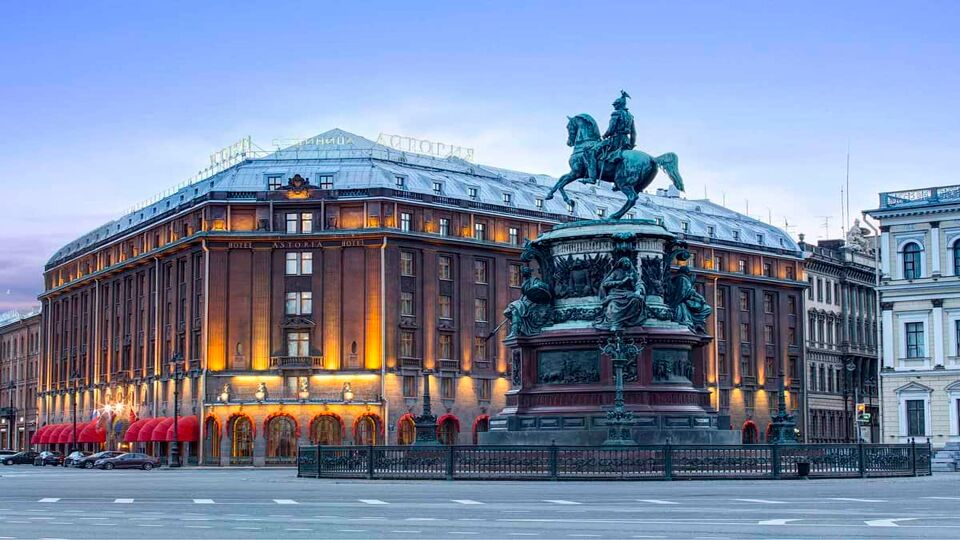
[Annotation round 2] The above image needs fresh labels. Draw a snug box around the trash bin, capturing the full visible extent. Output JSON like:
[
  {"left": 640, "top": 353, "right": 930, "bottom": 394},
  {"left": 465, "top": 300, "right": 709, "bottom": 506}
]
[{"left": 797, "top": 462, "right": 811, "bottom": 478}]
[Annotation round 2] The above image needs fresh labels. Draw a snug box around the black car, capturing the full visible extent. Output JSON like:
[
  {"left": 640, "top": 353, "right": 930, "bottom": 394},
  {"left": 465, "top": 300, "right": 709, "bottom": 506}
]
[
  {"left": 34, "top": 451, "right": 64, "bottom": 466},
  {"left": 75, "top": 451, "right": 123, "bottom": 469},
  {"left": 2, "top": 451, "right": 39, "bottom": 465},
  {"left": 95, "top": 452, "right": 161, "bottom": 470},
  {"left": 63, "top": 451, "right": 91, "bottom": 467}
]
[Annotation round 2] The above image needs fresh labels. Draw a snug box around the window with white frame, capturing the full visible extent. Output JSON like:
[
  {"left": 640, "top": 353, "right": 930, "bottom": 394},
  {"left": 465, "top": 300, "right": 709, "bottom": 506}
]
[
  {"left": 474, "top": 223, "right": 486, "bottom": 241},
  {"left": 286, "top": 212, "right": 313, "bottom": 233},
  {"left": 906, "top": 398, "right": 926, "bottom": 436},
  {"left": 400, "top": 252, "right": 415, "bottom": 276},
  {"left": 287, "top": 332, "right": 310, "bottom": 357},
  {"left": 903, "top": 242, "right": 922, "bottom": 279},
  {"left": 267, "top": 175, "right": 283, "bottom": 190},
  {"left": 508, "top": 227, "right": 519, "bottom": 245},
  {"left": 905, "top": 321, "right": 925, "bottom": 358},
  {"left": 439, "top": 218, "right": 450, "bottom": 236},
  {"left": 395, "top": 176, "right": 406, "bottom": 189},
  {"left": 285, "top": 291, "right": 313, "bottom": 315},
  {"left": 400, "top": 212, "right": 412, "bottom": 232},
  {"left": 535, "top": 198, "right": 544, "bottom": 209},
  {"left": 432, "top": 181, "right": 443, "bottom": 195},
  {"left": 285, "top": 252, "right": 313, "bottom": 275},
  {"left": 317, "top": 175, "right": 334, "bottom": 189},
  {"left": 502, "top": 192, "right": 512, "bottom": 205},
  {"left": 467, "top": 186, "right": 478, "bottom": 199},
  {"left": 400, "top": 292, "right": 414, "bottom": 317},
  {"left": 438, "top": 255, "right": 452, "bottom": 280}
]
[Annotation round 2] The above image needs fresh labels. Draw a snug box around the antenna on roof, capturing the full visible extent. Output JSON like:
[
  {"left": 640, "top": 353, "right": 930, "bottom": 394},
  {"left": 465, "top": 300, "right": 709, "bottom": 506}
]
[
  {"left": 816, "top": 216, "right": 832, "bottom": 239},
  {"left": 721, "top": 192, "right": 726, "bottom": 207},
  {"left": 703, "top": 186, "right": 708, "bottom": 200},
  {"left": 767, "top": 207, "right": 772, "bottom": 224},
  {"left": 745, "top": 199, "right": 749, "bottom": 216},
  {"left": 845, "top": 143, "right": 851, "bottom": 233}
]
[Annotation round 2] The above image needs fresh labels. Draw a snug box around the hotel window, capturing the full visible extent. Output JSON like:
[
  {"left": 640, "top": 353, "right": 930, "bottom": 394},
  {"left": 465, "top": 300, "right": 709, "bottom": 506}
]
[
  {"left": 715, "top": 255, "right": 724, "bottom": 271},
  {"left": 764, "top": 325, "right": 774, "bottom": 344},
  {"left": 508, "top": 227, "right": 519, "bottom": 245},
  {"left": 816, "top": 278, "right": 823, "bottom": 301},
  {"left": 834, "top": 283, "right": 841, "bottom": 305},
  {"left": 267, "top": 175, "right": 283, "bottom": 190},
  {"left": 716, "top": 290, "right": 726, "bottom": 309},
  {"left": 474, "top": 260, "right": 488, "bottom": 284},
  {"left": 740, "top": 322, "right": 751, "bottom": 343},
  {"left": 478, "top": 379, "right": 491, "bottom": 401},
  {"left": 286, "top": 213, "right": 298, "bottom": 234},
  {"left": 732, "top": 230, "right": 740, "bottom": 241},
  {"left": 438, "top": 295, "right": 453, "bottom": 319},
  {"left": 438, "top": 334, "right": 453, "bottom": 359},
  {"left": 503, "top": 192, "right": 513, "bottom": 205},
  {"left": 475, "top": 298, "right": 488, "bottom": 322},
  {"left": 763, "top": 293, "right": 774, "bottom": 314},
  {"left": 400, "top": 252, "right": 415, "bottom": 276},
  {"left": 438, "top": 255, "right": 453, "bottom": 280},
  {"left": 432, "top": 181, "right": 443, "bottom": 195},
  {"left": 825, "top": 280, "right": 832, "bottom": 304},
  {"left": 286, "top": 332, "right": 310, "bottom": 357},
  {"left": 807, "top": 277, "right": 814, "bottom": 300},
  {"left": 786, "top": 266, "right": 795, "bottom": 280},
  {"left": 400, "top": 212, "right": 412, "bottom": 232},
  {"left": 402, "top": 376, "right": 417, "bottom": 398},
  {"left": 707, "top": 225, "right": 715, "bottom": 237},
  {"left": 285, "top": 252, "right": 313, "bottom": 276},
  {"left": 903, "top": 242, "right": 921, "bottom": 279},
  {"left": 739, "top": 291, "right": 749, "bottom": 311},
  {"left": 509, "top": 264, "right": 522, "bottom": 287},
  {"left": 400, "top": 292, "right": 414, "bottom": 316},
  {"left": 441, "top": 377, "right": 455, "bottom": 399},
  {"left": 535, "top": 198, "right": 544, "bottom": 209},
  {"left": 474, "top": 336, "right": 487, "bottom": 361},
  {"left": 757, "top": 233, "right": 764, "bottom": 245},
  {"left": 955, "top": 320, "right": 960, "bottom": 355},
  {"left": 738, "top": 259, "right": 748, "bottom": 274},
  {"left": 906, "top": 399, "right": 926, "bottom": 436},
  {"left": 717, "top": 323, "right": 726, "bottom": 341},
  {"left": 468, "top": 186, "right": 478, "bottom": 199},
  {"left": 285, "top": 292, "right": 312, "bottom": 315},
  {"left": 400, "top": 331, "right": 415, "bottom": 357},
  {"left": 317, "top": 175, "right": 334, "bottom": 189},
  {"left": 439, "top": 218, "right": 450, "bottom": 236},
  {"left": 905, "top": 322, "right": 925, "bottom": 358},
  {"left": 763, "top": 262, "right": 772, "bottom": 277},
  {"left": 680, "top": 221, "right": 689, "bottom": 233},
  {"left": 474, "top": 223, "right": 486, "bottom": 241},
  {"left": 395, "top": 176, "right": 406, "bottom": 189}
]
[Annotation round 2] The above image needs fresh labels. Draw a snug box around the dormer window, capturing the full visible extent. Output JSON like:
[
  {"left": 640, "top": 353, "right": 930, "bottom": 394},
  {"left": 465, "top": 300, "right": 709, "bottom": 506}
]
[
  {"left": 318, "top": 175, "right": 334, "bottom": 189},
  {"left": 468, "top": 186, "right": 478, "bottom": 199},
  {"left": 535, "top": 198, "right": 544, "bottom": 209},
  {"left": 597, "top": 208, "right": 606, "bottom": 219},
  {"left": 757, "top": 233, "right": 764, "bottom": 245},
  {"left": 732, "top": 230, "right": 741, "bottom": 241},
  {"left": 707, "top": 225, "right": 716, "bottom": 237},
  {"left": 502, "top": 192, "right": 513, "bottom": 205},
  {"left": 567, "top": 201, "right": 575, "bottom": 214},
  {"left": 433, "top": 181, "right": 444, "bottom": 195},
  {"left": 395, "top": 176, "right": 406, "bottom": 189},
  {"left": 267, "top": 175, "right": 283, "bottom": 190},
  {"left": 681, "top": 221, "right": 689, "bottom": 233}
]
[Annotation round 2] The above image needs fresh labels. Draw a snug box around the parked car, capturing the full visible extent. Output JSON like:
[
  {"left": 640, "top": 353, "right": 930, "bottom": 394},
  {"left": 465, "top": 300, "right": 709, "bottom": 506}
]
[
  {"left": 94, "top": 453, "right": 160, "bottom": 470},
  {"left": 34, "top": 451, "right": 64, "bottom": 466},
  {"left": 0, "top": 449, "right": 17, "bottom": 458},
  {"left": 63, "top": 451, "right": 91, "bottom": 467},
  {"left": 75, "top": 451, "right": 123, "bottom": 469},
  {"left": 3, "top": 451, "right": 39, "bottom": 465}
]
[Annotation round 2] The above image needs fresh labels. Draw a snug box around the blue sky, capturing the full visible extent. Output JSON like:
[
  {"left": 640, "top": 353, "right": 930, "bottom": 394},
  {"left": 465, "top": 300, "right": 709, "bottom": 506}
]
[{"left": 1, "top": 1, "right": 958, "bottom": 310}]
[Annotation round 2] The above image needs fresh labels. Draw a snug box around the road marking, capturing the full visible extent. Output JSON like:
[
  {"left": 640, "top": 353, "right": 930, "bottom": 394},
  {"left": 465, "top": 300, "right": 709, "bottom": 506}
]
[
  {"left": 544, "top": 500, "right": 581, "bottom": 505},
  {"left": 568, "top": 536, "right": 602, "bottom": 538},
  {"left": 286, "top": 529, "right": 313, "bottom": 532},
  {"left": 866, "top": 518, "right": 918, "bottom": 527},
  {"left": 925, "top": 496, "right": 960, "bottom": 500},
  {"left": 114, "top": 498, "right": 134, "bottom": 504},
  {"left": 637, "top": 499, "right": 678, "bottom": 505},
  {"left": 337, "top": 530, "right": 367, "bottom": 533},
  {"left": 137, "top": 524, "right": 162, "bottom": 528},
  {"left": 359, "top": 499, "right": 389, "bottom": 505},
  {"left": 829, "top": 498, "right": 885, "bottom": 502},
  {"left": 391, "top": 532, "right": 423, "bottom": 534},
  {"left": 407, "top": 517, "right": 442, "bottom": 521},
  {"left": 732, "top": 498, "right": 786, "bottom": 504},
  {"left": 193, "top": 499, "right": 215, "bottom": 504},
  {"left": 234, "top": 527, "right": 262, "bottom": 530},
  {"left": 758, "top": 519, "right": 801, "bottom": 525},
  {"left": 453, "top": 499, "right": 485, "bottom": 505},
  {"left": 508, "top": 535, "right": 540, "bottom": 537},
  {"left": 38, "top": 498, "right": 60, "bottom": 503},
  {"left": 449, "top": 533, "right": 479, "bottom": 536},
  {"left": 274, "top": 499, "right": 298, "bottom": 505}
]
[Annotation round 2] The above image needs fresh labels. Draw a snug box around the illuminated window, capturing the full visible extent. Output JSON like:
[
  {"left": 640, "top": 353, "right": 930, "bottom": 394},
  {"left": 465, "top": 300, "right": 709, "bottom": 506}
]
[
  {"left": 355, "top": 416, "right": 378, "bottom": 445},
  {"left": 474, "top": 223, "right": 486, "bottom": 241},
  {"left": 231, "top": 417, "right": 253, "bottom": 459},
  {"left": 400, "top": 292, "right": 414, "bottom": 316},
  {"left": 509, "top": 264, "right": 522, "bottom": 287},
  {"left": 311, "top": 415, "right": 342, "bottom": 446},
  {"left": 474, "top": 298, "right": 488, "bottom": 322},
  {"left": 439, "top": 218, "right": 450, "bottom": 236},
  {"left": 285, "top": 292, "right": 312, "bottom": 315},
  {"left": 400, "top": 212, "right": 412, "bottom": 232},
  {"left": 400, "top": 252, "right": 414, "bottom": 276},
  {"left": 266, "top": 416, "right": 296, "bottom": 463},
  {"left": 474, "top": 260, "right": 488, "bottom": 283},
  {"left": 317, "top": 175, "right": 334, "bottom": 189},
  {"left": 438, "top": 334, "right": 453, "bottom": 359},
  {"left": 438, "top": 296, "right": 452, "bottom": 319},
  {"left": 400, "top": 331, "right": 415, "bottom": 357},
  {"left": 474, "top": 336, "right": 487, "bottom": 361},
  {"left": 508, "top": 227, "right": 519, "bottom": 245},
  {"left": 267, "top": 175, "right": 283, "bottom": 190},
  {"left": 286, "top": 332, "right": 310, "bottom": 357},
  {"left": 285, "top": 252, "right": 313, "bottom": 275},
  {"left": 438, "top": 256, "right": 452, "bottom": 280},
  {"left": 398, "top": 415, "right": 415, "bottom": 445}
]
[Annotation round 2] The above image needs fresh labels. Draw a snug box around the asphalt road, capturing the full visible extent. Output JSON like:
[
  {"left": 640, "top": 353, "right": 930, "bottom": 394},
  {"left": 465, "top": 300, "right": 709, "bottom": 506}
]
[{"left": 0, "top": 466, "right": 958, "bottom": 539}]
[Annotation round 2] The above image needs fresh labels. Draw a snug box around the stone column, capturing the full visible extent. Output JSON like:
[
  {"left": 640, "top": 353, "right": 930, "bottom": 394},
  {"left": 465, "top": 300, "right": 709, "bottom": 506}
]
[
  {"left": 933, "top": 300, "right": 944, "bottom": 367},
  {"left": 881, "top": 306, "right": 895, "bottom": 370}
]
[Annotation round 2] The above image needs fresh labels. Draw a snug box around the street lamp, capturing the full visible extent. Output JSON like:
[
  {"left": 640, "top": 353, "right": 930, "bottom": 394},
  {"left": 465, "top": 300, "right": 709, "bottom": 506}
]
[
  {"left": 600, "top": 333, "right": 642, "bottom": 446},
  {"left": 168, "top": 354, "right": 185, "bottom": 468},
  {"left": 413, "top": 370, "right": 439, "bottom": 445}
]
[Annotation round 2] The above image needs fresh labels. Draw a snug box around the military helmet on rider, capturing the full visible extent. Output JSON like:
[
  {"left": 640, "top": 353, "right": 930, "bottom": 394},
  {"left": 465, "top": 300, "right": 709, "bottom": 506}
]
[{"left": 612, "top": 90, "right": 630, "bottom": 110}]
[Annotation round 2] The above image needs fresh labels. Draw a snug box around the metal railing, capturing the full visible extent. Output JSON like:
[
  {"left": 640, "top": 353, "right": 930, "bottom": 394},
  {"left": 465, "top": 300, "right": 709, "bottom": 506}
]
[
  {"left": 297, "top": 440, "right": 932, "bottom": 481},
  {"left": 269, "top": 356, "right": 324, "bottom": 369},
  {"left": 880, "top": 185, "right": 960, "bottom": 209}
]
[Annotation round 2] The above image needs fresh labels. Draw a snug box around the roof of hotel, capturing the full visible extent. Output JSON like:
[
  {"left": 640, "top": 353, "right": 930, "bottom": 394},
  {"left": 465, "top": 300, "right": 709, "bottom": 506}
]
[
  {"left": 48, "top": 129, "right": 800, "bottom": 265},
  {"left": 0, "top": 306, "right": 42, "bottom": 330}
]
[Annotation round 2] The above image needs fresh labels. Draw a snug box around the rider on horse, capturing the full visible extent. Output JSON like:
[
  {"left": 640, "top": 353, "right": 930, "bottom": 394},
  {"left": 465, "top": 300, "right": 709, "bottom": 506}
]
[{"left": 585, "top": 90, "right": 636, "bottom": 185}]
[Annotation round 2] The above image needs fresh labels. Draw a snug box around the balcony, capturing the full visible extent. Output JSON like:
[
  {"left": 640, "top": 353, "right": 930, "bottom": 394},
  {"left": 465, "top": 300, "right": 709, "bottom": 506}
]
[
  {"left": 269, "top": 356, "right": 324, "bottom": 370},
  {"left": 208, "top": 388, "right": 380, "bottom": 404}
]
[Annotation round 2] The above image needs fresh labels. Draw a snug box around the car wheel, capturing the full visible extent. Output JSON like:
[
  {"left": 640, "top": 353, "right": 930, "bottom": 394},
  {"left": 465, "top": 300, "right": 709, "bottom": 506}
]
[
  {"left": 85, "top": 462, "right": 94, "bottom": 469},
  {"left": 142, "top": 463, "right": 153, "bottom": 471},
  {"left": 3, "top": 460, "right": 11, "bottom": 466},
  {"left": 104, "top": 463, "right": 114, "bottom": 470}
]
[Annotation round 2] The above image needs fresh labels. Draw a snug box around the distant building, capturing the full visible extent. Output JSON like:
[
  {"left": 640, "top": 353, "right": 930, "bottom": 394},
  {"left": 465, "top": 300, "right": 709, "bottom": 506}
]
[
  {"left": 38, "top": 129, "right": 804, "bottom": 465},
  {"left": 0, "top": 307, "right": 41, "bottom": 450},
  {"left": 867, "top": 186, "right": 960, "bottom": 457},
  {"left": 799, "top": 231, "right": 879, "bottom": 443}
]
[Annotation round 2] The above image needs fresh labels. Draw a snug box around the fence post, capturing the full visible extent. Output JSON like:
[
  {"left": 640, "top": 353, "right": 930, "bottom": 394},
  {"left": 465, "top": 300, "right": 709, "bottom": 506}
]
[
  {"left": 910, "top": 438, "right": 917, "bottom": 477},
  {"left": 771, "top": 443, "right": 780, "bottom": 480},
  {"left": 857, "top": 442, "right": 866, "bottom": 478},
  {"left": 446, "top": 445, "right": 455, "bottom": 481},
  {"left": 549, "top": 441, "right": 558, "bottom": 480},
  {"left": 367, "top": 443, "right": 375, "bottom": 480},
  {"left": 927, "top": 438, "right": 933, "bottom": 475},
  {"left": 663, "top": 438, "right": 673, "bottom": 481}
]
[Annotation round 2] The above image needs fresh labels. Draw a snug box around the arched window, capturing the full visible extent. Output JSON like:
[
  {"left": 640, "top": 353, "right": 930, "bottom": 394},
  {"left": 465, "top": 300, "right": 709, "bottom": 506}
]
[
  {"left": 311, "top": 415, "right": 342, "bottom": 446},
  {"left": 203, "top": 416, "right": 220, "bottom": 464},
  {"left": 741, "top": 421, "right": 758, "bottom": 444},
  {"left": 954, "top": 240, "right": 960, "bottom": 275},
  {"left": 354, "top": 415, "right": 379, "bottom": 445},
  {"left": 397, "top": 415, "right": 416, "bottom": 446},
  {"left": 231, "top": 416, "right": 253, "bottom": 462},
  {"left": 472, "top": 415, "right": 490, "bottom": 445},
  {"left": 903, "top": 242, "right": 921, "bottom": 279},
  {"left": 437, "top": 415, "right": 460, "bottom": 445},
  {"left": 266, "top": 415, "right": 297, "bottom": 464}
]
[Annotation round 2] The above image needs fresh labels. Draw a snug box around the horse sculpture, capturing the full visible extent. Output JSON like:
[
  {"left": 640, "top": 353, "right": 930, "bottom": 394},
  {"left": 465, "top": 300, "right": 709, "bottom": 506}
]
[{"left": 545, "top": 114, "right": 685, "bottom": 220}]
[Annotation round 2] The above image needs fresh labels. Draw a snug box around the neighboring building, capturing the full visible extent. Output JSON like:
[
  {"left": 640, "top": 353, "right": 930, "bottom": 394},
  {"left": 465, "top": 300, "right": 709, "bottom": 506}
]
[
  {"left": 867, "top": 185, "right": 960, "bottom": 452},
  {"left": 799, "top": 231, "right": 879, "bottom": 443},
  {"left": 37, "top": 129, "right": 803, "bottom": 465},
  {"left": 0, "top": 307, "right": 41, "bottom": 450}
]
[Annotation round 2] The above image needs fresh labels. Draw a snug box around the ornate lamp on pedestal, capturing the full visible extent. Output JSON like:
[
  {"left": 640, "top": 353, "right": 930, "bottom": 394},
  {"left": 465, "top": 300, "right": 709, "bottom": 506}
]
[
  {"left": 600, "top": 334, "right": 643, "bottom": 446},
  {"left": 768, "top": 378, "right": 798, "bottom": 444},
  {"left": 413, "top": 370, "right": 439, "bottom": 445}
]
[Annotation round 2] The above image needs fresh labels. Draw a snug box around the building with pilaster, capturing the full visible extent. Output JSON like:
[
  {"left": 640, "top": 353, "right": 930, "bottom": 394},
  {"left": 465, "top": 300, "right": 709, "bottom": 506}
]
[{"left": 0, "top": 308, "right": 41, "bottom": 450}]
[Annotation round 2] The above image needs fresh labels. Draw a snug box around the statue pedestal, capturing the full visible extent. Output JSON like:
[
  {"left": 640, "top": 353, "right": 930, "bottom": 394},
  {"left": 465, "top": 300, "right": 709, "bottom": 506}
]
[{"left": 483, "top": 220, "right": 738, "bottom": 446}]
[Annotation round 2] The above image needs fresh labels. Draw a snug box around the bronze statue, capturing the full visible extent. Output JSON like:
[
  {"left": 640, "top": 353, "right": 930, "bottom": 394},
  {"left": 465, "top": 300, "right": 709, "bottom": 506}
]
[
  {"left": 546, "top": 91, "right": 684, "bottom": 220},
  {"left": 504, "top": 266, "right": 552, "bottom": 337},
  {"left": 666, "top": 266, "right": 712, "bottom": 333},
  {"left": 594, "top": 257, "right": 646, "bottom": 331}
]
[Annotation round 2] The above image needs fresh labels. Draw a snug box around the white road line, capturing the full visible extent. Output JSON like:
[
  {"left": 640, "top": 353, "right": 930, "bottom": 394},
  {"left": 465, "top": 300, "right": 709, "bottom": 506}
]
[
  {"left": 407, "top": 517, "right": 442, "bottom": 521},
  {"left": 866, "top": 518, "right": 917, "bottom": 527},
  {"left": 193, "top": 499, "right": 215, "bottom": 504},
  {"left": 137, "top": 524, "right": 162, "bottom": 527},
  {"left": 185, "top": 526, "right": 212, "bottom": 529},
  {"left": 508, "top": 535, "right": 540, "bottom": 537},
  {"left": 829, "top": 498, "right": 885, "bottom": 502},
  {"left": 114, "top": 498, "right": 134, "bottom": 504},
  {"left": 273, "top": 499, "right": 298, "bottom": 505},
  {"left": 337, "top": 530, "right": 367, "bottom": 533},
  {"left": 449, "top": 533, "right": 479, "bottom": 536},
  {"left": 286, "top": 529, "right": 313, "bottom": 532},
  {"left": 925, "top": 496, "right": 960, "bottom": 500},
  {"left": 453, "top": 499, "right": 485, "bottom": 505},
  {"left": 359, "top": 499, "right": 389, "bottom": 505},
  {"left": 732, "top": 498, "right": 786, "bottom": 504},
  {"left": 544, "top": 500, "right": 581, "bottom": 505},
  {"left": 637, "top": 499, "right": 678, "bottom": 505},
  {"left": 758, "top": 519, "right": 800, "bottom": 525},
  {"left": 38, "top": 498, "right": 60, "bottom": 503},
  {"left": 391, "top": 531, "right": 423, "bottom": 534}
]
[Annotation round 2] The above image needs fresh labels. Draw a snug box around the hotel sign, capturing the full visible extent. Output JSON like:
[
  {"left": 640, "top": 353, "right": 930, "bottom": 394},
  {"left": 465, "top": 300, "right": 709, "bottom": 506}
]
[{"left": 376, "top": 133, "right": 474, "bottom": 162}]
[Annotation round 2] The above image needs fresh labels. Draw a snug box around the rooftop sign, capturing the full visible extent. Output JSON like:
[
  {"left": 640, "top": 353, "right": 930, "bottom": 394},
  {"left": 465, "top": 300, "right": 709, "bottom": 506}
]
[{"left": 376, "top": 133, "right": 474, "bottom": 162}]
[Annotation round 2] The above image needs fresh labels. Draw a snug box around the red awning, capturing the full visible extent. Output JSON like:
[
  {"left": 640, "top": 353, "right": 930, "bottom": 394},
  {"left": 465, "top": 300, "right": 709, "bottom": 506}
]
[
  {"left": 45, "top": 424, "right": 67, "bottom": 444},
  {"left": 57, "top": 424, "right": 78, "bottom": 444},
  {"left": 149, "top": 418, "right": 174, "bottom": 442},
  {"left": 135, "top": 418, "right": 164, "bottom": 442},
  {"left": 31, "top": 425, "right": 52, "bottom": 444},
  {"left": 164, "top": 416, "right": 199, "bottom": 442},
  {"left": 77, "top": 421, "right": 106, "bottom": 444},
  {"left": 436, "top": 414, "right": 461, "bottom": 430},
  {"left": 123, "top": 419, "right": 147, "bottom": 443}
]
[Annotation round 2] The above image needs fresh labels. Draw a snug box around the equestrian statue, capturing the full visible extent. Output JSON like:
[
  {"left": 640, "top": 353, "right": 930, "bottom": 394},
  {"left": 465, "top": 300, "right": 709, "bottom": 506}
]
[{"left": 545, "top": 91, "right": 684, "bottom": 220}]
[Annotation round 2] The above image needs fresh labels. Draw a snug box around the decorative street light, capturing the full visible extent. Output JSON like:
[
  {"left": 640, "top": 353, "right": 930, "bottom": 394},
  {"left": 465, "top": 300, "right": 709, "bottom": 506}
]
[
  {"left": 600, "top": 333, "right": 643, "bottom": 446},
  {"left": 168, "top": 354, "right": 185, "bottom": 468},
  {"left": 413, "top": 370, "right": 439, "bottom": 445}
]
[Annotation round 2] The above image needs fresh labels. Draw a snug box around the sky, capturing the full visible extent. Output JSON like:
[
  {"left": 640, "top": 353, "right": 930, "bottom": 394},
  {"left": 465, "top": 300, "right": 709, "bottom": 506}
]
[{"left": 1, "top": 1, "right": 959, "bottom": 311}]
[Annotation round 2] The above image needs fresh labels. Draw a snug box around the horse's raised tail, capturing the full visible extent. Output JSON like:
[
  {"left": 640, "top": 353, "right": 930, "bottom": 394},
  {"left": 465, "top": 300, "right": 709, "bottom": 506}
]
[{"left": 654, "top": 152, "right": 684, "bottom": 192}]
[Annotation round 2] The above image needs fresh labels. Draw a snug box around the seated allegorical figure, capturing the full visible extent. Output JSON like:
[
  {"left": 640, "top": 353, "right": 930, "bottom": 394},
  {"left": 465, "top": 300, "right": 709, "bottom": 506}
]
[{"left": 594, "top": 256, "right": 646, "bottom": 331}]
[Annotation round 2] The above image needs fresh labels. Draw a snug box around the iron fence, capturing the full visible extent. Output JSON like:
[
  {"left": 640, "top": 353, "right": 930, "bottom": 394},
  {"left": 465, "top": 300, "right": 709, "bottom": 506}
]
[{"left": 297, "top": 440, "right": 933, "bottom": 481}]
